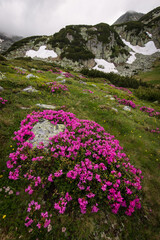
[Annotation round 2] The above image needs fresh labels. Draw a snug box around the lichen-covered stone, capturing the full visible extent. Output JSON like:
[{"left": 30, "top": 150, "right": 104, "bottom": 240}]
[
  {"left": 29, "top": 119, "right": 66, "bottom": 147},
  {"left": 22, "top": 86, "right": 38, "bottom": 93},
  {"left": 35, "top": 104, "right": 56, "bottom": 110}
]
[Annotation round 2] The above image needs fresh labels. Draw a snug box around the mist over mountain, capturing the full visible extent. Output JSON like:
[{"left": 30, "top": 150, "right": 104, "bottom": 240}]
[{"left": 0, "top": 32, "right": 22, "bottom": 53}]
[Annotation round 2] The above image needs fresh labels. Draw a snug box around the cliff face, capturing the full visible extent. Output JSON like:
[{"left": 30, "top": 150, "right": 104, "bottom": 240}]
[{"left": 4, "top": 23, "right": 130, "bottom": 69}]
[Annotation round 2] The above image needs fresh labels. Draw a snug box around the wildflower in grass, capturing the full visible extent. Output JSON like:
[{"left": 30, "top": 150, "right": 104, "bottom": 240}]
[
  {"left": 8, "top": 190, "right": 13, "bottom": 195},
  {"left": 3, "top": 215, "right": 6, "bottom": 219},
  {"left": 91, "top": 203, "right": 99, "bottom": 213},
  {"left": 109, "top": 84, "right": 133, "bottom": 95},
  {"left": 62, "top": 227, "right": 66, "bottom": 232},
  {"left": 0, "top": 97, "right": 8, "bottom": 105},
  {"left": 150, "top": 128, "right": 160, "bottom": 134},
  {"left": 47, "top": 224, "right": 52, "bottom": 232},
  {"left": 83, "top": 89, "right": 94, "bottom": 94},
  {"left": 140, "top": 106, "right": 160, "bottom": 118}
]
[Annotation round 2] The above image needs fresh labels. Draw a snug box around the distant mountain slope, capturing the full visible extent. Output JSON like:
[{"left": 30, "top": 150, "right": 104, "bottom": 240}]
[
  {"left": 113, "top": 11, "right": 144, "bottom": 25},
  {"left": 0, "top": 32, "right": 22, "bottom": 53},
  {"left": 2, "top": 6, "right": 160, "bottom": 76},
  {"left": 113, "top": 6, "right": 160, "bottom": 48}
]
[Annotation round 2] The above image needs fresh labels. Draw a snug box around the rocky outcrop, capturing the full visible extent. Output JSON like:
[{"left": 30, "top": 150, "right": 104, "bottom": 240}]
[{"left": 117, "top": 52, "right": 160, "bottom": 76}]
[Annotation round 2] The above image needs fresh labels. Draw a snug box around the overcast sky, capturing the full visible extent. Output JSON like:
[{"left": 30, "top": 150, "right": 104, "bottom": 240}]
[{"left": 0, "top": 0, "right": 159, "bottom": 37}]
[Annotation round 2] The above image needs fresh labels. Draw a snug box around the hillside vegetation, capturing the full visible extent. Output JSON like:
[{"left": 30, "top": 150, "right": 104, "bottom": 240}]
[{"left": 0, "top": 57, "right": 160, "bottom": 240}]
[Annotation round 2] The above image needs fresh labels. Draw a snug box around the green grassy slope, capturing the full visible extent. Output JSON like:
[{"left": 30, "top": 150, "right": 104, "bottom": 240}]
[
  {"left": 0, "top": 58, "right": 160, "bottom": 240},
  {"left": 136, "top": 60, "right": 160, "bottom": 85}
]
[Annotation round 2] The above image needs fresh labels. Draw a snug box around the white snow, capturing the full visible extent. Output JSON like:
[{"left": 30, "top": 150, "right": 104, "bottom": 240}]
[
  {"left": 26, "top": 46, "right": 58, "bottom": 59},
  {"left": 122, "top": 38, "right": 160, "bottom": 64},
  {"left": 146, "top": 32, "right": 152, "bottom": 38},
  {"left": 126, "top": 51, "right": 136, "bottom": 64},
  {"left": 93, "top": 59, "right": 118, "bottom": 73},
  {"left": 122, "top": 39, "right": 160, "bottom": 55},
  {"left": 0, "top": 38, "right": 4, "bottom": 43}
]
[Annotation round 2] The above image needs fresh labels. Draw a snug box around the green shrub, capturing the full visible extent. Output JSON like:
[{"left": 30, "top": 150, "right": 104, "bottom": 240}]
[
  {"left": 135, "top": 87, "right": 160, "bottom": 102},
  {"left": 34, "top": 37, "right": 48, "bottom": 45},
  {"left": 4, "top": 36, "right": 41, "bottom": 55},
  {"left": 0, "top": 55, "right": 7, "bottom": 61},
  {"left": 81, "top": 68, "right": 142, "bottom": 89}
]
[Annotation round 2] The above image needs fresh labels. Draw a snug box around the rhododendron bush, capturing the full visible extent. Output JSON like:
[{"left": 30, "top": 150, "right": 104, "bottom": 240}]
[
  {"left": 47, "top": 81, "right": 68, "bottom": 93},
  {"left": 7, "top": 110, "right": 143, "bottom": 233}
]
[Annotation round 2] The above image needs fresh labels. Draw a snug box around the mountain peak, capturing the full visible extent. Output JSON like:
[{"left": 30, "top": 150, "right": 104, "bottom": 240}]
[{"left": 113, "top": 11, "right": 144, "bottom": 25}]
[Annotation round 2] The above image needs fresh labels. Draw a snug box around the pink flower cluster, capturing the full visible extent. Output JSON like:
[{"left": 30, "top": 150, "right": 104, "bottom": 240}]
[
  {"left": 14, "top": 67, "right": 26, "bottom": 75},
  {"left": 63, "top": 72, "right": 74, "bottom": 78},
  {"left": 54, "top": 193, "right": 72, "bottom": 214},
  {"left": 7, "top": 110, "right": 143, "bottom": 234},
  {"left": 37, "top": 70, "right": 44, "bottom": 73},
  {"left": 47, "top": 82, "right": 68, "bottom": 93},
  {"left": 25, "top": 201, "right": 51, "bottom": 230},
  {"left": 79, "top": 75, "right": 86, "bottom": 79},
  {"left": 150, "top": 128, "right": 160, "bottom": 134},
  {"left": 114, "top": 96, "right": 137, "bottom": 108},
  {"left": 0, "top": 97, "right": 8, "bottom": 105},
  {"left": 83, "top": 89, "right": 94, "bottom": 94},
  {"left": 140, "top": 106, "right": 160, "bottom": 118},
  {"left": 47, "top": 68, "right": 74, "bottom": 78},
  {"left": 109, "top": 84, "right": 133, "bottom": 95}
]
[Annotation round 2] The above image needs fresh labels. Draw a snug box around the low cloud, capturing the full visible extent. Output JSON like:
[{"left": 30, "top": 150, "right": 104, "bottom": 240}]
[{"left": 0, "top": 0, "right": 159, "bottom": 37}]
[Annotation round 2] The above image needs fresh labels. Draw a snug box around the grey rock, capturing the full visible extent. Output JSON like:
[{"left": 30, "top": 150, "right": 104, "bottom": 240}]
[
  {"left": 0, "top": 86, "right": 4, "bottom": 91},
  {"left": 98, "top": 64, "right": 105, "bottom": 69},
  {"left": 20, "top": 107, "right": 30, "bottom": 109},
  {"left": 79, "top": 80, "right": 87, "bottom": 85},
  {"left": 66, "top": 33, "right": 74, "bottom": 42},
  {"left": 112, "top": 107, "right": 118, "bottom": 112},
  {"left": 29, "top": 119, "right": 66, "bottom": 147},
  {"left": 36, "top": 103, "right": 56, "bottom": 109},
  {"left": 0, "top": 71, "right": 5, "bottom": 80},
  {"left": 56, "top": 76, "right": 64, "bottom": 79},
  {"left": 58, "top": 79, "right": 66, "bottom": 83},
  {"left": 104, "top": 95, "right": 112, "bottom": 98},
  {"left": 123, "top": 106, "right": 131, "bottom": 111},
  {"left": 26, "top": 74, "right": 37, "bottom": 79},
  {"left": 23, "top": 86, "right": 38, "bottom": 93}
]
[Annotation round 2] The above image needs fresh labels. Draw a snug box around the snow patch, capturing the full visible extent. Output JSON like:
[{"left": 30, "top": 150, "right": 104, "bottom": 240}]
[
  {"left": 26, "top": 46, "right": 58, "bottom": 59},
  {"left": 93, "top": 59, "right": 118, "bottom": 73},
  {"left": 146, "top": 32, "right": 152, "bottom": 38},
  {"left": 126, "top": 51, "right": 136, "bottom": 64},
  {"left": 122, "top": 39, "right": 160, "bottom": 55},
  {"left": 0, "top": 38, "right": 4, "bottom": 43}
]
